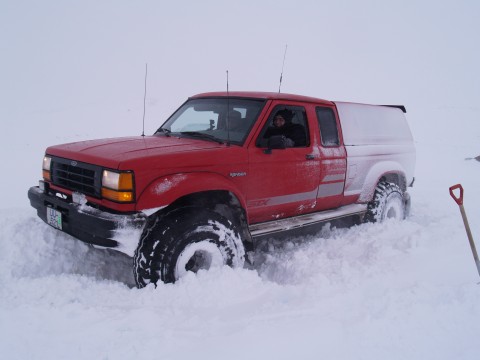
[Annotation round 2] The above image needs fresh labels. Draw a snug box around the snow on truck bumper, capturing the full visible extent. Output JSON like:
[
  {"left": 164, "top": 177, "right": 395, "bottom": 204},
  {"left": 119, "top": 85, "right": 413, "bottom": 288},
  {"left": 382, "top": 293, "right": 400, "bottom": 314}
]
[{"left": 28, "top": 186, "right": 147, "bottom": 257}]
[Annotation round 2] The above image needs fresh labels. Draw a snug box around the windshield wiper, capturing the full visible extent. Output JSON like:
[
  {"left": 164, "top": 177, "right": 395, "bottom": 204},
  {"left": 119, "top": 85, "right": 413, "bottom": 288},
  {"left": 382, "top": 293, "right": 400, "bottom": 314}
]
[{"left": 179, "top": 131, "right": 224, "bottom": 144}]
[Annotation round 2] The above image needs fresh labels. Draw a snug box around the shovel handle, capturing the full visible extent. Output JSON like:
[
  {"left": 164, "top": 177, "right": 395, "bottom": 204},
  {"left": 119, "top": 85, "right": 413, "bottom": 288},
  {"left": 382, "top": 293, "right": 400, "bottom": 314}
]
[{"left": 449, "top": 184, "right": 464, "bottom": 206}]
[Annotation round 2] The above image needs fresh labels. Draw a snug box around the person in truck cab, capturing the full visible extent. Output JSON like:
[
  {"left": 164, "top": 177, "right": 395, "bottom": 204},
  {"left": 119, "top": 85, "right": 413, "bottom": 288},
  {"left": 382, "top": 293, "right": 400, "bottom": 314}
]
[{"left": 264, "top": 109, "right": 306, "bottom": 147}]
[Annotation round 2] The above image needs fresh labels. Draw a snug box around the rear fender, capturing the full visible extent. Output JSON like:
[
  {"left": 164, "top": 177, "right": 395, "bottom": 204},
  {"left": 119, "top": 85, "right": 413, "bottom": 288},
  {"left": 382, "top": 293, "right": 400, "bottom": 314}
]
[
  {"left": 358, "top": 161, "right": 406, "bottom": 202},
  {"left": 136, "top": 172, "right": 247, "bottom": 212}
]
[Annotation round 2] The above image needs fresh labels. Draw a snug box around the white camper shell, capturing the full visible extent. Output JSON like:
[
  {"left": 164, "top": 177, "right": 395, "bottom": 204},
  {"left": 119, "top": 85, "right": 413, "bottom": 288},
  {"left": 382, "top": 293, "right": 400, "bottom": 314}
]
[{"left": 334, "top": 102, "right": 416, "bottom": 202}]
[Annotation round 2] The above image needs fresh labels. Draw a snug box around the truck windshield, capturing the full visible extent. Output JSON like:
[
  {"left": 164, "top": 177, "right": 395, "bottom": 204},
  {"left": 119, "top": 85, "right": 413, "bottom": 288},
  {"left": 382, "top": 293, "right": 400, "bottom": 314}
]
[{"left": 157, "top": 98, "right": 265, "bottom": 145}]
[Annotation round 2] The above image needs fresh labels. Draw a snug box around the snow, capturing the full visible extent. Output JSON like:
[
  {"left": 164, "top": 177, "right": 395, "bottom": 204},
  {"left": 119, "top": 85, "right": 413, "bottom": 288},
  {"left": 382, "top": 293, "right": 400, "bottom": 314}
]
[
  {"left": 1, "top": 1, "right": 480, "bottom": 359},
  {"left": 154, "top": 175, "right": 188, "bottom": 195}
]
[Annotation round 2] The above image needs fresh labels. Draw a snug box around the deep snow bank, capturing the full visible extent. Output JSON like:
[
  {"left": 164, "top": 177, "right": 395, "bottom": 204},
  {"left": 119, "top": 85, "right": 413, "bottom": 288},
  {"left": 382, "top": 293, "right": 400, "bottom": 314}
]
[{"left": 1, "top": 178, "right": 480, "bottom": 360}]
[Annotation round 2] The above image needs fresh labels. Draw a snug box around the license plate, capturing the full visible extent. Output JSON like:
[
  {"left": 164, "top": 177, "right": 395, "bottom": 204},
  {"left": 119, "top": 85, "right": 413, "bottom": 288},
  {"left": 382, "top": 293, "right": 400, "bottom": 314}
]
[{"left": 46, "top": 207, "right": 62, "bottom": 230}]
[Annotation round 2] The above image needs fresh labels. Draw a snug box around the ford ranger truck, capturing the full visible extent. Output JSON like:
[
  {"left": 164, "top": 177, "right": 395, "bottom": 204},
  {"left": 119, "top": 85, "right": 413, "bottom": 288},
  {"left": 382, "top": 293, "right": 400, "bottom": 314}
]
[{"left": 28, "top": 92, "right": 416, "bottom": 286}]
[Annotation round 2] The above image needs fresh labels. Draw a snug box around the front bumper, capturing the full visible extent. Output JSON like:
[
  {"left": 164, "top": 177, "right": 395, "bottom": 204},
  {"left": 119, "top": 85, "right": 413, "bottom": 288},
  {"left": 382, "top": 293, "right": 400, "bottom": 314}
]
[{"left": 28, "top": 185, "right": 146, "bottom": 256}]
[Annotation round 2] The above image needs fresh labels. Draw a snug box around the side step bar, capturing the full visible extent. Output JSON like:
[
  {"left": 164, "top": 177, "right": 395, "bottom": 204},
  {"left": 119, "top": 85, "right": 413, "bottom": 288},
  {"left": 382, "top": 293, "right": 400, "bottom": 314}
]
[{"left": 249, "top": 203, "right": 368, "bottom": 238}]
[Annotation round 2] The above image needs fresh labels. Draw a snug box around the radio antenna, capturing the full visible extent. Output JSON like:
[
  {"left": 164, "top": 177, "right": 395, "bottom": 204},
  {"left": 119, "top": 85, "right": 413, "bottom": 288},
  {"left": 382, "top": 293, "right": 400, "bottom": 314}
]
[
  {"left": 226, "top": 70, "right": 231, "bottom": 146},
  {"left": 226, "top": 69, "right": 229, "bottom": 93},
  {"left": 278, "top": 44, "right": 288, "bottom": 93},
  {"left": 141, "top": 63, "right": 148, "bottom": 137}
]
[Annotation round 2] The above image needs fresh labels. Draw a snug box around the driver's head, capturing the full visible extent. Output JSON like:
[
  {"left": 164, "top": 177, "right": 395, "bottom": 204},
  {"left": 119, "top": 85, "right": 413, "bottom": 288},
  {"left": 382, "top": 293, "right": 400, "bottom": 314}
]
[
  {"left": 273, "top": 109, "right": 292, "bottom": 127},
  {"left": 273, "top": 114, "right": 286, "bottom": 128}
]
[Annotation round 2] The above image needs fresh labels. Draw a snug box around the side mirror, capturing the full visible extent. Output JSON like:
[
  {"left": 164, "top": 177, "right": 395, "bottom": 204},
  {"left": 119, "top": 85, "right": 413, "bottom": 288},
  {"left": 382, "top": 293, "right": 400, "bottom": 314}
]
[{"left": 264, "top": 135, "right": 287, "bottom": 154}]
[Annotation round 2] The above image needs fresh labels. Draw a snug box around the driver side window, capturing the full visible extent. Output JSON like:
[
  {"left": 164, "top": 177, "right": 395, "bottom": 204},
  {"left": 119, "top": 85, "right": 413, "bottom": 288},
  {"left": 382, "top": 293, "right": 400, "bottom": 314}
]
[{"left": 256, "top": 106, "right": 309, "bottom": 148}]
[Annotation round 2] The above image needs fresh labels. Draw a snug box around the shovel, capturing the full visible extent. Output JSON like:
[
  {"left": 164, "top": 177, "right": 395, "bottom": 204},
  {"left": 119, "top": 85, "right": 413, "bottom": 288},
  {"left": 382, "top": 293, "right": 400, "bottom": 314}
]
[{"left": 449, "top": 184, "right": 480, "bottom": 278}]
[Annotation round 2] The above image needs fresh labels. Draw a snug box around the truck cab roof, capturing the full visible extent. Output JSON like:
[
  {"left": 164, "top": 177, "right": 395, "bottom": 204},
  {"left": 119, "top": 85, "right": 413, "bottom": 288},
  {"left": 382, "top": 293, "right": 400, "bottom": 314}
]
[{"left": 191, "top": 91, "right": 335, "bottom": 106}]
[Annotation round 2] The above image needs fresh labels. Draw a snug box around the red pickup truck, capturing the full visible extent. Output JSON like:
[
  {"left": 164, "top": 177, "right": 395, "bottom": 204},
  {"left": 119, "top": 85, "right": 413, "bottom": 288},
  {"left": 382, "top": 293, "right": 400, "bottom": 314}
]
[{"left": 28, "top": 91, "right": 415, "bottom": 286}]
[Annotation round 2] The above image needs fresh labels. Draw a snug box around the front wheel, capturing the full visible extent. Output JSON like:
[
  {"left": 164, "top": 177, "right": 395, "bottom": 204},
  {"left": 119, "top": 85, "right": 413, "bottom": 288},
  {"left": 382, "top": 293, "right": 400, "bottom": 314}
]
[
  {"left": 365, "top": 181, "right": 406, "bottom": 222},
  {"left": 133, "top": 207, "right": 245, "bottom": 287}
]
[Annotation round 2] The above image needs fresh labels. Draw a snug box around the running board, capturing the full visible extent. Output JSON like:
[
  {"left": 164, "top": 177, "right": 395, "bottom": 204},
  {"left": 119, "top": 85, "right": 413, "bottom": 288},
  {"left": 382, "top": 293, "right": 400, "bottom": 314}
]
[{"left": 249, "top": 203, "right": 368, "bottom": 238}]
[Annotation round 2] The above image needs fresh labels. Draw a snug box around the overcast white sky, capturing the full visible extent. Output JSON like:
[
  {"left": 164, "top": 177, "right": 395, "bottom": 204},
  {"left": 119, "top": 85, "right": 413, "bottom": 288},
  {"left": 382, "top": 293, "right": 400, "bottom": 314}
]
[
  {"left": 0, "top": 0, "right": 479, "bottom": 207},
  {"left": 2, "top": 1, "right": 479, "bottom": 112}
]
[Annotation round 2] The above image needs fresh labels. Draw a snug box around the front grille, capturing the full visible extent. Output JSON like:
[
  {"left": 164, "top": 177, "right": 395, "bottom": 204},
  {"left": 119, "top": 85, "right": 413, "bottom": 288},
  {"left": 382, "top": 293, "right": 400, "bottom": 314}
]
[{"left": 51, "top": 157, "right": 102, "bottom": 198}]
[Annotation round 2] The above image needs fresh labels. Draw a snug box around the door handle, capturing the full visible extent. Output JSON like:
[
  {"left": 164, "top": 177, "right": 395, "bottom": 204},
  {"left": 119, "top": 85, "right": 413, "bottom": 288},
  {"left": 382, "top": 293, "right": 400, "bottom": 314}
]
[{"left": 306, "top": 154, "right": 315, "bottom": 160}]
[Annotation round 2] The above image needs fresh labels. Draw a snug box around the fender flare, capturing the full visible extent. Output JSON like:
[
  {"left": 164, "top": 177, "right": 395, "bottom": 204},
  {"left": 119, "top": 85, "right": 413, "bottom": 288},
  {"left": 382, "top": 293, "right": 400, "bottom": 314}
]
[
  {"left": 358, "top": 161, "right": 407, "bottom": 202},
  {"left": 136, "top": 172, "right": 247, "bottom": 212}
]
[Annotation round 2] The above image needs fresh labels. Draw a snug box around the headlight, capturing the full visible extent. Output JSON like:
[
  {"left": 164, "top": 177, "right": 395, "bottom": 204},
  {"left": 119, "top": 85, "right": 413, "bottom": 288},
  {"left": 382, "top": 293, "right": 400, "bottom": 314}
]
[
  {"left": 101, "top": 170, "right": 134, "bottom": 202},
  {"left": 42, "top": 155, "right": 52, "bottom": 181}
]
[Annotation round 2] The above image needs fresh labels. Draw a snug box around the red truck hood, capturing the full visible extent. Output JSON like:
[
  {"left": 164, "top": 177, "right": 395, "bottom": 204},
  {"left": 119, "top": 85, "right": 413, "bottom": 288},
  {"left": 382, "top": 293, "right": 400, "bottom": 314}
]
[{"left": 46, "top": 135, "right": 224, "bottom": 169}]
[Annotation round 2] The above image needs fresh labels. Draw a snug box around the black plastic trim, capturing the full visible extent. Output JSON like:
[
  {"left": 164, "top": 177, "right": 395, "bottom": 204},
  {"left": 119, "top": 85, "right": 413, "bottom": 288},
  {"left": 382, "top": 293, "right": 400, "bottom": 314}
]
[
  {"left": 383, "top": 105, "right": 407, "bottom": 113},
  {"left": 28, "top": 186, "right": 146, "bottom": 250}
]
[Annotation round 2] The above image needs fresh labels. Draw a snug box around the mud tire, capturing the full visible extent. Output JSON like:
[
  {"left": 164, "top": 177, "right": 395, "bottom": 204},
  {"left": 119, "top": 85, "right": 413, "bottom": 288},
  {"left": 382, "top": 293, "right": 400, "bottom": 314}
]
[
  {"left": 134, "top": 206, "right": 245, "bottom": 287},
  {"left": 365, "top": 182, "right": 406, "bottom": 222}
]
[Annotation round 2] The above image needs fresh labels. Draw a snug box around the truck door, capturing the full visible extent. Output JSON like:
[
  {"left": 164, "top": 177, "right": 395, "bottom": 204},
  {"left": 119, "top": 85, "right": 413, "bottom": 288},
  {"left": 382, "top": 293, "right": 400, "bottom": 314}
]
[
  {"left": 246, "top": 104, "right": 321, "bottom": 224},
  {"left": 314, "top": 106, "right": 347, "bottom": 211}
]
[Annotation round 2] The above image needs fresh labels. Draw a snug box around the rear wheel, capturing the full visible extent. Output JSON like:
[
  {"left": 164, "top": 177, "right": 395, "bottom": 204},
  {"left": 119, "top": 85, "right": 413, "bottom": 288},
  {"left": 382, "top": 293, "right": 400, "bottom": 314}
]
[
  {"left": 365, "top": 181, "right": 406, "bottom": 222},
  {"left": 134, "top": 206, "right": 245, "bottom": 287}
]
